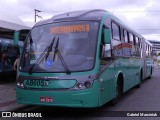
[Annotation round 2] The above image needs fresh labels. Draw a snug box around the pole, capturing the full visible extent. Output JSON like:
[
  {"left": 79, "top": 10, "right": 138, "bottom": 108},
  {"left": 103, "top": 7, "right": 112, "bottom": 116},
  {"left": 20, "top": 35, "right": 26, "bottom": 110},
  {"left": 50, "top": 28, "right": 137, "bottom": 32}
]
[
  {"left": 35, "top": 9, "right": 36, "bottom": 23},
  {"left": 34, "top": 9, "right": 42, "bottom": 23}
]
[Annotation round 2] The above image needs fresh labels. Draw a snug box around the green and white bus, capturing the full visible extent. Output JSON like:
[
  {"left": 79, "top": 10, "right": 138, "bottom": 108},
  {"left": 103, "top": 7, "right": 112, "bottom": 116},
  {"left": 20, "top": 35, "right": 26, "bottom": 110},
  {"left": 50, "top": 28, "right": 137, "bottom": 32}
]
[{"left": 16, "top": 9, "right": 153, "bottom": 107}]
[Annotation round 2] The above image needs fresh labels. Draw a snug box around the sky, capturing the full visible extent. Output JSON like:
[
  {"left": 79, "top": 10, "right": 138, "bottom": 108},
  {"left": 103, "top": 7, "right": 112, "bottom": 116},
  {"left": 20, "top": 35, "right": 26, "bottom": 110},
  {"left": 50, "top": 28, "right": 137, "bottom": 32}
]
[{"left": 0, "top": 0, "right": 160, "bottom": 41}]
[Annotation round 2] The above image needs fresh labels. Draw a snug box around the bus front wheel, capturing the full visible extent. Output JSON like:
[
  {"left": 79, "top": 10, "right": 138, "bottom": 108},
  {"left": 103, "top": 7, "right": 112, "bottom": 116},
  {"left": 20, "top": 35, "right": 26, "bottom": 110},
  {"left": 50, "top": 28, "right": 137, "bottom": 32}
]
[
  {"left": 136, "top": 70, "right": 143, "bottom": 88},
  {"left": 110, "top": 77, "right": 123, "bottom": 106},
  {"left": 148, "top": 67, "right": 152, "bottom": 79}
]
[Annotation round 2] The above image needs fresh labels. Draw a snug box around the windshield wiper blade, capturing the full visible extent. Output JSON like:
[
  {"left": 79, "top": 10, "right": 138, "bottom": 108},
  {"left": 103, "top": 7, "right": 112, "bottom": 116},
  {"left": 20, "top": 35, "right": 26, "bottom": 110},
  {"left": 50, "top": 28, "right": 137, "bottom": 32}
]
[
  {"left": 53, "top": 37, "right": 71, "bottom": 75},
  {"left": 45, "top": 37, "right": 55, "bottom": 60},
  {"left": 28, "top": 37, "right": 55, "bottom": 74}
]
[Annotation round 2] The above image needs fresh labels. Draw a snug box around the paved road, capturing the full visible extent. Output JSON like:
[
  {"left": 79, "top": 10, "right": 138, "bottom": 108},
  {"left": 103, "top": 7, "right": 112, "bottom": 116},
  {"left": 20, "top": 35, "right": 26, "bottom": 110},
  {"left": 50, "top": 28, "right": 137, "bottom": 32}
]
[
  {"left": 0, "top": 73, "right": 27, "bottom": 111},
  {"left": 1, "top": 67, "right": 160, "bottom": 119}
]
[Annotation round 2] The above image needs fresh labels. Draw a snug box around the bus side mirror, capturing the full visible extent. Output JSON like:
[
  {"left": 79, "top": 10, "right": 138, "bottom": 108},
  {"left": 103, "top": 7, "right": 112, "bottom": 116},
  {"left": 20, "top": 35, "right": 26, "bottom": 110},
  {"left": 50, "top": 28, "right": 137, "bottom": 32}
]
[{"left": 104, "top": 29, "right": 111, "bottom": 44}]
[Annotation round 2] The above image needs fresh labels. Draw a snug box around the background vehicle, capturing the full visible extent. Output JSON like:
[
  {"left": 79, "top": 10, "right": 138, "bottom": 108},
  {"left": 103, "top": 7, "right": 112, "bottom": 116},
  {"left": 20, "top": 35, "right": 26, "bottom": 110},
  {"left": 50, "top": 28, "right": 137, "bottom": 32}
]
[
  {"left": 14, "top": 29, "right": 30, "bottom": 54},
  {"left": 0, "top": 29, "right": 29, "bottom": 74},
  {"left": 16, "top": 9, "right": 154, "bottom": 107}
]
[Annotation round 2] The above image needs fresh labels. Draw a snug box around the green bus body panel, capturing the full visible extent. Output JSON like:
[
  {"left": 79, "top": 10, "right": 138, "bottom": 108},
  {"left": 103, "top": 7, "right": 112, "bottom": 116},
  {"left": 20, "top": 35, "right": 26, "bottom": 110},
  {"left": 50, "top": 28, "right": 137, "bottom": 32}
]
[
  {"left": 98, "top": 57, "right": 143, "bottom": 106},
  {"left": 16, "top": 80, "right": 100, "bottom": 108},
  {"left": 98, "top": 67, "right": 115, "bottom": 106},
  {"left": 24, "top": 79, "right": 77, "bottom": 89}
]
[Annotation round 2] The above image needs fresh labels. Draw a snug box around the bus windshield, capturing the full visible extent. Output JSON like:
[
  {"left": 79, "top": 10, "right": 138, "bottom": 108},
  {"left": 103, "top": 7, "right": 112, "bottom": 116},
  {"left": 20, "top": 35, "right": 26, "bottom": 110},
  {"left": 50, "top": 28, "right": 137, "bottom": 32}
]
[{"left": 20, "top": 21, "right": 99, "bottom": 73}]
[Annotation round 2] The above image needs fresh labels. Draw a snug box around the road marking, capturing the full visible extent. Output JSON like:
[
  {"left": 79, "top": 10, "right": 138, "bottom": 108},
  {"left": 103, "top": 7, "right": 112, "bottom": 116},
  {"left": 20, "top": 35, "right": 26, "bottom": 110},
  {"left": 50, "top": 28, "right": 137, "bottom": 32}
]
[{"left": 0, "top": 100, "right": 16, "bottom": 108}]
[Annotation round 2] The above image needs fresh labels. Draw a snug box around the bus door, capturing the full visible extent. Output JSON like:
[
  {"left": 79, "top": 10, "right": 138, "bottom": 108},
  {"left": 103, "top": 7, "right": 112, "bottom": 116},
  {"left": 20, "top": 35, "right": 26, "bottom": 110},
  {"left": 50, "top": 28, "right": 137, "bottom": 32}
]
[
  {"left": 1, "top": 40, "right": 13, "bottom": 71},
  {"left": 99, "top": 23, "right": 115, "bottom": 105},
  {"left": 1, "top": 39, "right": 19, "bottom": 72}
]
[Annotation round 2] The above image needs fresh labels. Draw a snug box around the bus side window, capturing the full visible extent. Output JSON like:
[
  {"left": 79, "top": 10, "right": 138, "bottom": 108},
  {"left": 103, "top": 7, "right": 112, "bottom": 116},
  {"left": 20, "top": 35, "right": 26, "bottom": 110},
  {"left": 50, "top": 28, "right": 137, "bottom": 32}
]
[
  {"left": 104, "top": 44, "right": 111, "bottom": 58},
  {"left": 100, "top": 25, "right": 112, "bottom": 65},
  {"left": 135, "top": 37, "right": 140, "bottom": 57},
  {"left": 111, "top": 22, "right": 123, "bottom": 57},
  {"left": 138, "top": 38, "right": 142, "bottom": 57},
  {"left": 129, "top": 33, "right": 136, "bottom": 56},
  {"left": 146, "top": 44, "right": 149, "bottom": 58},
  {"left": 100, "top": 44, "right": 112, "bottom": 65},
  {"left": 122, "top": 29, "right": 131, "bottom": 57}
]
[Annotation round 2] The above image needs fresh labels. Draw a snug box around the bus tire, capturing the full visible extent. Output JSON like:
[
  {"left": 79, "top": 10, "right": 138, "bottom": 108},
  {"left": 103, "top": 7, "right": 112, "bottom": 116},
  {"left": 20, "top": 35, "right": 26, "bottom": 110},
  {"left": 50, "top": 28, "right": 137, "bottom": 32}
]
[
  {"left": 136, "top": 70, "right": 143, "bottom": 88},
  {"left": 147, "top": 67, "right": 152, "bottom": 79},
  {"left": 110, "top": 75, "right": 123, "bottom": 106}
]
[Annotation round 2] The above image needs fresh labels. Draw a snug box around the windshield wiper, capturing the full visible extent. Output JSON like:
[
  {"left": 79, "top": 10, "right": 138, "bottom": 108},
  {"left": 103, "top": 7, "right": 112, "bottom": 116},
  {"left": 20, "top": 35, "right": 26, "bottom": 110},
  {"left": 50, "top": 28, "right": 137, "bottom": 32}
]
[
  {"left": 53, "top": 37, "right": 71, "bottom": 75},
  {"left": 28, "top": 37, "right": 55, "bottom": 74}
]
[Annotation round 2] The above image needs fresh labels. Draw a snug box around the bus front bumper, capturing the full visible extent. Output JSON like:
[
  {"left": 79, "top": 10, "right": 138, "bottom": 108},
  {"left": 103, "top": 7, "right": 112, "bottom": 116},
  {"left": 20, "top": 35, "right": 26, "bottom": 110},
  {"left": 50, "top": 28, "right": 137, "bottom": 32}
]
[{"left": 16, "top": 81, "right": 99, "bottom": 108}]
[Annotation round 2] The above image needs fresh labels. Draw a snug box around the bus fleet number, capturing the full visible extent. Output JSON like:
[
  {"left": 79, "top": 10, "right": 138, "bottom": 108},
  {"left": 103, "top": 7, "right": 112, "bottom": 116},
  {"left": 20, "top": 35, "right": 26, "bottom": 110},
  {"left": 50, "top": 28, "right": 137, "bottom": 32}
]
[{"left": 25, "top": 80, "right": 45, "bottom": 86}]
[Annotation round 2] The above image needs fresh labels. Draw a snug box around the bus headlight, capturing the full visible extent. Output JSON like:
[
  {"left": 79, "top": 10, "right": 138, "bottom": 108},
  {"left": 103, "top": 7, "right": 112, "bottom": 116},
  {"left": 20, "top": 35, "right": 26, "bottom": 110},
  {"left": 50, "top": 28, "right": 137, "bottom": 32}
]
[
  {"left": 17, "top": 82, "right": 24, "bottom": 88},
  {"left": 77, "top": 83, "right": 83, "bottom": 88},
  {"left": 84, "top": 81, "right": 92, "bottom": 88},
  {"left": 17, "top": 82, "right": 20, "bottom": 87},
  {"left": 75, "top": 81, "right": 93, "bottom": 90},
  {"left": 20, "top": 83, "right": 24, "bottom": 88}
]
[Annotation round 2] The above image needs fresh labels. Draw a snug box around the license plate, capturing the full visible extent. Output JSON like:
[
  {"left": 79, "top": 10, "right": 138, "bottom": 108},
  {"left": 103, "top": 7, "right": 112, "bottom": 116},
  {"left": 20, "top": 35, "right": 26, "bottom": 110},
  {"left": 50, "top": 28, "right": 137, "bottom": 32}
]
[{"left": 40, "top": 96, "right": 53, "bottom": 102}]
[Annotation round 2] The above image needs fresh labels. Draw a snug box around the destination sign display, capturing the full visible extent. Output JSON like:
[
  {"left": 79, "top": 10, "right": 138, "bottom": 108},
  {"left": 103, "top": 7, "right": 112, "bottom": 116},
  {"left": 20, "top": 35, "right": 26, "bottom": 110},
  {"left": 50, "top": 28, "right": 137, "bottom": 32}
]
[{"left": 50, "top": 24, "right": 90, "bottom": 34}]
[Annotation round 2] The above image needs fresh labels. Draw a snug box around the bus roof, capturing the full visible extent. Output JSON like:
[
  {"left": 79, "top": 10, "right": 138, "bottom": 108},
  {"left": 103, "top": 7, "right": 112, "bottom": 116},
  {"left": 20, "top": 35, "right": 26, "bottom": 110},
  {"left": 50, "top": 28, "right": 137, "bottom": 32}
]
[
  {"left": 34, "top": 9, "right": 143, "bottom": 38},
  {"left": 35, "top": 9, "right": 109, "bottom": 26}
]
